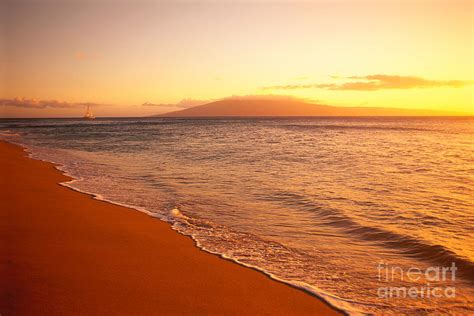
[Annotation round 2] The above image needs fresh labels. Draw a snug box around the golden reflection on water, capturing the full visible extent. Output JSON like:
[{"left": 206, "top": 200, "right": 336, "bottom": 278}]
[{"left": 3, "top": 117, "right": 474, "bottom": 314}]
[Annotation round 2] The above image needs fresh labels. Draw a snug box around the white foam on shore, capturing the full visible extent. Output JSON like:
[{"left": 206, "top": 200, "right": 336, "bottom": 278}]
[
  {"left": 0, "top": 136, "right": 357, "bottom": 315},
  {"left": 0, "top": 130, "right": 21, "bottom": 137}
]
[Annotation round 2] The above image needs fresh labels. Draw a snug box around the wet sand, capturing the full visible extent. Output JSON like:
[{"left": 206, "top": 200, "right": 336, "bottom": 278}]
[{"left": 0, "top": 140, "right": 340, "bottom": 315}]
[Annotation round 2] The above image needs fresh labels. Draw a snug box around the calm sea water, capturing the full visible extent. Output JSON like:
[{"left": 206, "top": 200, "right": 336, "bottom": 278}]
[{"left": 1, "top": 117, "right": 473, "bottom": 314}]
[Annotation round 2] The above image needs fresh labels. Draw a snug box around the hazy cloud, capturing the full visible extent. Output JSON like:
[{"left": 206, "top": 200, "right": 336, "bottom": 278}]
[
  {"left": 0, "top": 97, "right": 100, "bottom": 109},
  {"left": 263, "top": 75, "right": 473, "bottom": 91}
]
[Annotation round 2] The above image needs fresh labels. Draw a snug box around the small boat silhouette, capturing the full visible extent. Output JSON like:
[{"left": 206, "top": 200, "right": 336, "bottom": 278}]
[{"left": 84, "top": 104, "right": 95, "bottom": 120}]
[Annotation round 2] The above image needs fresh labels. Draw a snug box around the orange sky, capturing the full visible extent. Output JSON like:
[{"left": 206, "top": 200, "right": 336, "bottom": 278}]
[{"left": 1, "top": 0, "right": 473, "bottom": 117}]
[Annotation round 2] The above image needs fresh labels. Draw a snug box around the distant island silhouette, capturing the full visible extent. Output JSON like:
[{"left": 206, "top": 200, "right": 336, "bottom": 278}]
[{"left": 155, "top": 99, "right": 463, "bottom": 117}]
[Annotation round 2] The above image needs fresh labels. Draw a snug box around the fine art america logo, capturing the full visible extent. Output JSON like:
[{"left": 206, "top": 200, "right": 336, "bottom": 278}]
[{"left": 377, "top": 261, "right": 457, "bottom": 299}]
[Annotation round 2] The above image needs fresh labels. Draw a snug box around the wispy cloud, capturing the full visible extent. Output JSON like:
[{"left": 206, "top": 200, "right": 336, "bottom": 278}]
[
  {"left": 0, "top": 97, "right": 100, "bottom": 109},
  {"left": 263, "top": 75, "right": 473, "bottom": 91}
]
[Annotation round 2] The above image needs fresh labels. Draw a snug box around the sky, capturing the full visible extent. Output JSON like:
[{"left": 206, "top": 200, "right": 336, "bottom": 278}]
[{"left": 1, "top": 0, "right": 473, "bottom": 117}]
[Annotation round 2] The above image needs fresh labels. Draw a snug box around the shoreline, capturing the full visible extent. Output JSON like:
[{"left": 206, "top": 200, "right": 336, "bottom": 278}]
[{"left": 0, "top": 140, "right": 342, "bottom": 315}]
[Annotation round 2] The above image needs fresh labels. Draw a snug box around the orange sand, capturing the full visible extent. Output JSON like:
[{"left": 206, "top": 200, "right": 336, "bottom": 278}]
[{"left": 0, "top": 141, "right": 340, "bottom": 315}]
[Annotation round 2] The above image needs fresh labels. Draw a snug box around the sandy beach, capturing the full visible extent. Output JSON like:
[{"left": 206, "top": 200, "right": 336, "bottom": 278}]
[{"left": 0, "top": 140, "right": 339, "bottom": 315}]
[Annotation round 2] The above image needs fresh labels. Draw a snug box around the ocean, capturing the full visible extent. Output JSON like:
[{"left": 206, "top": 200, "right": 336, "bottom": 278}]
[{"left": 1, "top": 117, "right": 473, "bottom": 314}]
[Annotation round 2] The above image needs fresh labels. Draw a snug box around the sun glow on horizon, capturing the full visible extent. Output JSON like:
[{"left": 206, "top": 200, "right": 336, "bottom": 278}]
[{"left": 1, "top": 0, "right": 472, "bottom": 117}]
